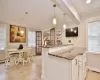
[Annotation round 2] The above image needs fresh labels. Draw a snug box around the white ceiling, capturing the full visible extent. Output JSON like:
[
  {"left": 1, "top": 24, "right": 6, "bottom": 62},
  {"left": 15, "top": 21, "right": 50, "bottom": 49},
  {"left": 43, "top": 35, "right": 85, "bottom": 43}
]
[
  {"left": 0, "top": 0, "right": 72, "bottom": 30},
  {"left": 0, "top": 0, "right": 100, "bottom": 30},
  {"left": 71, "top": 0, "right": 100, "bottom": 18}
]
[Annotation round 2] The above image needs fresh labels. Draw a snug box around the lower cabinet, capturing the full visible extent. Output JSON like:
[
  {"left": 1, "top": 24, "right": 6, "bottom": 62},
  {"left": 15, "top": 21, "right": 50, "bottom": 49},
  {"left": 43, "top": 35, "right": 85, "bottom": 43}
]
[
  {"left": 41, "top": 52, "right": 87, "bottom": 80},
  {"left": 72, "top": 56, "right": 79, "bottom": 80},
  {"left": 72, "top": 53, "right": 87, "bottom": 80}
]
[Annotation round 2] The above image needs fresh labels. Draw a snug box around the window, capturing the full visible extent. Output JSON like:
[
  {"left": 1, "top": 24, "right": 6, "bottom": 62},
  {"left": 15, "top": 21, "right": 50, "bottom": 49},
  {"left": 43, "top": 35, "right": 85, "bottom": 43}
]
[
  {"left": 0, "top": 24, "right": 6, "bottom": 50},
  {"left": 88, "top": 21, "right": 100, "bottom": 52},
  {"left": 28, "top": 30, "right": 35, "bottom": 47}
]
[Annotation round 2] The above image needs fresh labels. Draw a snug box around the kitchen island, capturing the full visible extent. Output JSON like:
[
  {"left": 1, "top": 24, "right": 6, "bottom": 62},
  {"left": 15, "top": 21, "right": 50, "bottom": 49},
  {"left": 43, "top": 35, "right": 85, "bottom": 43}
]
[{"left": 41, "top": 45, "right": 86, "bottom": 80}]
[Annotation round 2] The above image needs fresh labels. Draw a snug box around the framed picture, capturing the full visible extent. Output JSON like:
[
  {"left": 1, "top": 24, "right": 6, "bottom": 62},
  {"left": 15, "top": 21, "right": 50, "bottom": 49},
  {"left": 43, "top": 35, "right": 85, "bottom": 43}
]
[{"left": 10, "top": 25, "right": 26, "bottom": 42}]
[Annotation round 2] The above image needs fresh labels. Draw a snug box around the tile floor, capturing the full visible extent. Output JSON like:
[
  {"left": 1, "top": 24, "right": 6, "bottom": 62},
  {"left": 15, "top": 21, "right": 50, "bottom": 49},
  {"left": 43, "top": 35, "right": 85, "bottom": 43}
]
[
  {"left": 0, "top": 56, "right": 100, "bottom": 80},
  {"left": 86, "top": 70, "right": 100, "bottom": 80},
  {"left": 0, "top": 56, "right": 41, "bottom": 80}
]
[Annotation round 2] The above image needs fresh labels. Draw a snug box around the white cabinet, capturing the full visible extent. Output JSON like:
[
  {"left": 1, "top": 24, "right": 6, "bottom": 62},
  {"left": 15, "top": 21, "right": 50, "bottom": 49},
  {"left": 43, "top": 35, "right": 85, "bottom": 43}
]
[
  {"left": 41, "top": 48, "right": 87, "bottom": 80},
  {"left": 78, "top": 53, "right": 87, "bottom": 80},
  {"left": 72, "top": 53, "right": 87, "bottom": 80},
  {"left": 72, "top": 56, "right": 79, "bottom": 80},
  {"left": 83, "top": 53, "right": 87, "bottom": 80}
]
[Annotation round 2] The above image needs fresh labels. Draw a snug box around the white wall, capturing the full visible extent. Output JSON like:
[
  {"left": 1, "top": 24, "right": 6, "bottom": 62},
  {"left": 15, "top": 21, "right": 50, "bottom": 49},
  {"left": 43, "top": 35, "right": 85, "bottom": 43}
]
[
  {"left": 62, "top": 20, "right": 86, "bottom": 48},
  {"left": 87, "top": 53, "right": 100, "bottom": 72}
]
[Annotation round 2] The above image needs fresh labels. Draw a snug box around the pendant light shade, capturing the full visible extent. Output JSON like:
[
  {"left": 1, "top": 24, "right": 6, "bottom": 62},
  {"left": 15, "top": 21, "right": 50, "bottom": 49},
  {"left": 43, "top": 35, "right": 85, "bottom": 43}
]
[
  {"left": 63, "top": 13, "right": 67, "bottom": 29},
  {"left": 63, "top": 24, "right": 67, "bottom": 29},
  {"left": 53, "top": 4, "right": 57, "bottom": 25},
  {"left": 53, "top": 17, "right": 57, "bottom": 25}
]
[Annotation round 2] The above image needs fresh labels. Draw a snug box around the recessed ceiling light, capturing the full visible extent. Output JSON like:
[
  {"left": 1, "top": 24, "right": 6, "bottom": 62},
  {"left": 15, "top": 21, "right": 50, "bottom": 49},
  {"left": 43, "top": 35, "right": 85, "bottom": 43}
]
[{"left": 86, "top": 0, "right": 91, "bottom": 4}]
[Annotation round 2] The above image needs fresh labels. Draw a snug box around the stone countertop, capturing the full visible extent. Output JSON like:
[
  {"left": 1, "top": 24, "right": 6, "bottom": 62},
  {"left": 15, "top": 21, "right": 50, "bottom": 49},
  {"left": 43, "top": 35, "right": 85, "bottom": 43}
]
[
  {"left": 48, "top": 47, "right": 86, "bottom": 60},
  {"left": 42, "top": 44, "right": 74, "bottom": 48}
]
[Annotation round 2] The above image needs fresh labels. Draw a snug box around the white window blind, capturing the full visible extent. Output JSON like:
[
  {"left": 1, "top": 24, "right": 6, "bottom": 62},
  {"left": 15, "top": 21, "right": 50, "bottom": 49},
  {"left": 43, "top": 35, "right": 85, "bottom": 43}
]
[
  {"left": 0, "top": 25, "right": 6, "bottom": 50},
  {"left": 28, "top": 30, "right": 35, "bottom": 47},
  {"left": 88, "top": 21, "right": 100, "bottom": 52}
]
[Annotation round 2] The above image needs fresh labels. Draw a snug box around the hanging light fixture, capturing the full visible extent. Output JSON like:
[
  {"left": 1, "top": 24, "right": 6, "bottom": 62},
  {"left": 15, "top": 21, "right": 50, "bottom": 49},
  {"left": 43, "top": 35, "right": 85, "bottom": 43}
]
[
  {"left": 53, "top": 4, "right": 57, "bottom": 25},
  {"left": 63, "top": 13, "right": 67, "bottom": 29}
]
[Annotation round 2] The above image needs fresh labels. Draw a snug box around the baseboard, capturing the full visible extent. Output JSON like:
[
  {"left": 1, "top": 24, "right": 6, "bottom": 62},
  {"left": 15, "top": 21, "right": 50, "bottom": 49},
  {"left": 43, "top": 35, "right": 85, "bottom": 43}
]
[{"left": 87, "top": 66, "right": 100, "bottom": 73}]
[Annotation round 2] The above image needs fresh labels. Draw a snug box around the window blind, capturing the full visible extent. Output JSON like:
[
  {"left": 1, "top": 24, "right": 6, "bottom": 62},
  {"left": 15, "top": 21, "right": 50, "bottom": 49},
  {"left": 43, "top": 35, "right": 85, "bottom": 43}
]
[
  {"left": 0, "top": 25, "right": 6, "bottom": 50},
  {"left": 28, "top": 30, "right": 35, "bottom": 47},
  {"left": 88, "top": 21, "right": 100, "bottom": 52}
]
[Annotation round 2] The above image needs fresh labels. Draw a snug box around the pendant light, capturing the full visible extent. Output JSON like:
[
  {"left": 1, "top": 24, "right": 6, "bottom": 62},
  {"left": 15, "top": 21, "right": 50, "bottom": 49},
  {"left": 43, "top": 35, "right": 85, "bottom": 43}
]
[
  {"left": 63, "top": 13, "right": 67, "bottom": 29},
  {"left": 53, "top": 4, "right": 57, "bottom": 25}
]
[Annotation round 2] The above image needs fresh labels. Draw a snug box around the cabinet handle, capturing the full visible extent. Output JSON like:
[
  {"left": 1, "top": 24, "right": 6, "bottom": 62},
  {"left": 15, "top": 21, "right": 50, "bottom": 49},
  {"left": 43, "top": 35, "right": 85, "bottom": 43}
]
[{"left": 75, "top": 59, "right": 77, "bottom": 65}]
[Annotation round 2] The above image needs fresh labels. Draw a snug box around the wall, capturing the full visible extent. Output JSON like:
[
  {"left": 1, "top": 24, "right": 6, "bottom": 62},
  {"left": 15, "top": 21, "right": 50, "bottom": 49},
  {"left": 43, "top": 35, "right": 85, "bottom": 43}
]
[
  {"left": 87, "top": 53, "right": 100, "bottom": 72},
  {"left": 62, "top": 19, "right": 86, "bottom": 48}
]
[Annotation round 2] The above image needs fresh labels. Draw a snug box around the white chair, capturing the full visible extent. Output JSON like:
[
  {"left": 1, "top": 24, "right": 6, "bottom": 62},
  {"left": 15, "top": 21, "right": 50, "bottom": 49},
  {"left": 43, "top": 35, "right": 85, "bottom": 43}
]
[
  {"left": 27, "top": 47, "right": 34, "bottom": 61},
  {"left": 5, "top": 47, "right": 20, "bottom": 67},
  {"left": 4, "top": 47, "right": 11, "bottom": 67},
  {"left": 24, "top": 47, "right": 34, "bottom": 61},
  {"left": 22, "top": 48, "right": 32, "bottom": 65}
]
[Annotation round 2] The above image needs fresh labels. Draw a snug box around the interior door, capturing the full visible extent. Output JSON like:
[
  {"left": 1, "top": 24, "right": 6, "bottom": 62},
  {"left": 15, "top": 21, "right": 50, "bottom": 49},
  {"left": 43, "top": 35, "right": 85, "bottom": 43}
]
[
  {"left": 36, "top": 31, "right": 42, "bottom": 55},
  {"left": 50, "top": 28, "right": 55, "bottom": 46}
]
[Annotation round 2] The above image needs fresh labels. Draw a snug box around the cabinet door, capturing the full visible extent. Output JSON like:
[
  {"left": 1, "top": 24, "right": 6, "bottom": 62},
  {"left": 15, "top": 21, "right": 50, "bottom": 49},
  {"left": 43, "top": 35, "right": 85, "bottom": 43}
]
[
  {"left": 72, "top": 56, "right": 78, "bottom": 80},
  {"left": 78, "top": 55, "right": 83, "bottom": 80},
  {"left": 83, "top": 53, "right": 87, "bottom": 80}
]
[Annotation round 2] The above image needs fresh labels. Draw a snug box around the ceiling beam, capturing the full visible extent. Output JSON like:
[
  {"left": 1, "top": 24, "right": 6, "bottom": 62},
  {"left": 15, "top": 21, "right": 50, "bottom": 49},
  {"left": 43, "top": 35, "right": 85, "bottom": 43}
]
[{"left": 51, "top": 0, "right": 80, "bottom": 25}]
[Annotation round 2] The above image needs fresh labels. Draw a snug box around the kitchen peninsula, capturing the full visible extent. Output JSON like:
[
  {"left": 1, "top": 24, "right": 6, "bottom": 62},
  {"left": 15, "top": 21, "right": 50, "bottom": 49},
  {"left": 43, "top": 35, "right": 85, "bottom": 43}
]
[{"left": 41, "top": 45, "right": 86, "bottom": 80}]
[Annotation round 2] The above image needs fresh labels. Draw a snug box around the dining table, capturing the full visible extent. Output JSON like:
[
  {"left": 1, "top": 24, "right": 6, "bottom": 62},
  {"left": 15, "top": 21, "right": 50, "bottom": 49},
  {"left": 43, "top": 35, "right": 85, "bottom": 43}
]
[{"left": 7, "top": 48, "right": 32, "bottom": 65}]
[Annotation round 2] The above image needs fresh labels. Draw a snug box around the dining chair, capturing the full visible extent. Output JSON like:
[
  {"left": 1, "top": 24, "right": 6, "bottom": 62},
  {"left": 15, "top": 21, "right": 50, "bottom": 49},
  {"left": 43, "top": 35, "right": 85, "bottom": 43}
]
[
  {"left": 22, "top": 48, "right": 32, "bottom": 65},
  {"left": 24, "top": 47, "right": 34, "bottom": 61},
  {"left": 10, "top": 53, "right": 19, "bottom": 65},
  {"left": 5, "top": 48, "right": 20, "bottom": 67},
  {"left": 28, "top": 47, "right": 34, "bottom": 61},
  {"left": 4, "top": 47, "right": 11, "bottom": 67}
]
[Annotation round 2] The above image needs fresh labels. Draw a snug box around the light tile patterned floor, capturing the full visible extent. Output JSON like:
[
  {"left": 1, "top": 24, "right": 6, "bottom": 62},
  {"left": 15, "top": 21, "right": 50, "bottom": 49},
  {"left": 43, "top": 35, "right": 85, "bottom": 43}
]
[{"left": 0, "top": 56, "right": 100, "bottom": 80}]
